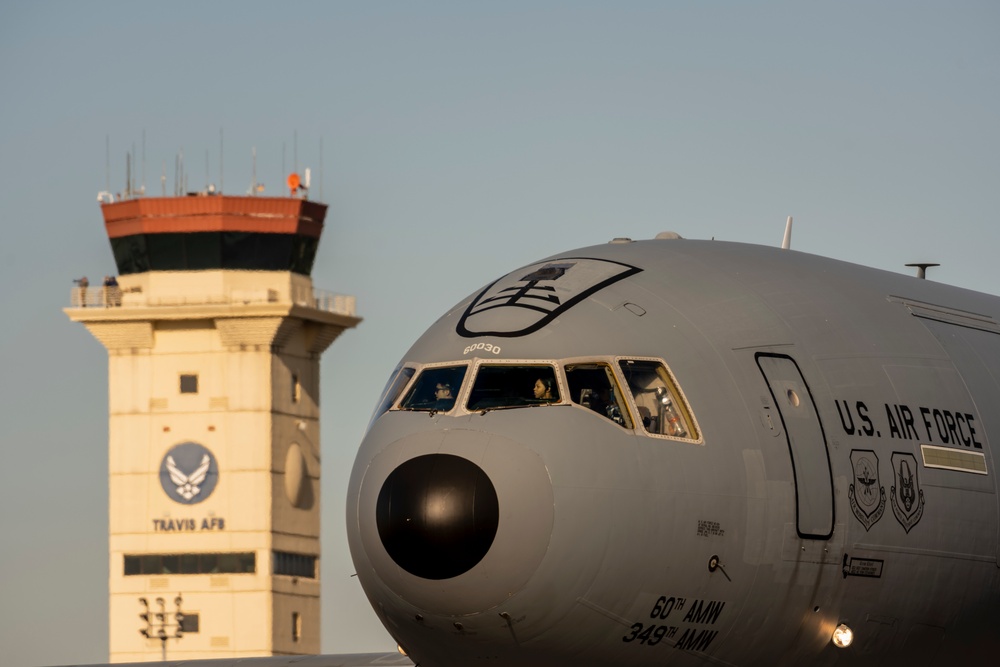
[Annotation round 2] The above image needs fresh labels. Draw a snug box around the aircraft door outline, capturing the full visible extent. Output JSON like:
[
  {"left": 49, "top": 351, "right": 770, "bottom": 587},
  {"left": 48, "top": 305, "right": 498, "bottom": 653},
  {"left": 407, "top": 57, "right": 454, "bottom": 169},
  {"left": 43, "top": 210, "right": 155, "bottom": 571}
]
[{"left": 755, "top": 353, "right": 835, "bottom": 540}]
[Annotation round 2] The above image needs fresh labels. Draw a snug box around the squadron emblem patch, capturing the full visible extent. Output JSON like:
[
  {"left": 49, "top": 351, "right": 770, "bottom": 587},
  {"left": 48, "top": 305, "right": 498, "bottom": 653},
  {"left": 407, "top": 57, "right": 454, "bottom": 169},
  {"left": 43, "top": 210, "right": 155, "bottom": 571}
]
[
  {"left": 890, "top": 451, "right": 925, "bottom": 533},
  {"left": 456, "top": 257, "right": 641, "bottom": 338},
  {"left": 848, "top": 449, "right": 885, "bottom": 531}
]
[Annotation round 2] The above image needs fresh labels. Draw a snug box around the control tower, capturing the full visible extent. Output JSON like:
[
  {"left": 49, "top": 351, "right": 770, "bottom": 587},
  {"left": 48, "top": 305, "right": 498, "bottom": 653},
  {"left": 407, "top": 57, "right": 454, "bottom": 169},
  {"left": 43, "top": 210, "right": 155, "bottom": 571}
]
[{"left": 65, "top": 190, "right": 360, "bottom": 661}]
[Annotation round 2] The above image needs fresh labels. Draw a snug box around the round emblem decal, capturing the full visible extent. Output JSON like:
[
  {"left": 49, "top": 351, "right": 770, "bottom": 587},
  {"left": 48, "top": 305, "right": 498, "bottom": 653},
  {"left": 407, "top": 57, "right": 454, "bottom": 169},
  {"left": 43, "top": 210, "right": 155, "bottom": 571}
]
[{"left": 159, "top": 442, "right": 219, "bottom": 504}]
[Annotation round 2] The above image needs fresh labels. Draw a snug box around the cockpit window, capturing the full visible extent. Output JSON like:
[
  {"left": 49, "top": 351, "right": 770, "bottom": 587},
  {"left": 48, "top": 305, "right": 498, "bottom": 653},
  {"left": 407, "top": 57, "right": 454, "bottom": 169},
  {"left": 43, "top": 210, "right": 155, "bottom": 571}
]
[
  {"left": 399, "top": 365, "right": 468, "bottom": 412},
  {"left": 467, "top": 365, "right": 560, "bottom": 412},
  {"left": 368, "top": 365, "right": 416, "bottom": 428},
  {"left": 565, "top": 362, "right": 632, "bottom": 428},
  {"left": 618, "top": 359, "right": 698, "bottom": 439}
]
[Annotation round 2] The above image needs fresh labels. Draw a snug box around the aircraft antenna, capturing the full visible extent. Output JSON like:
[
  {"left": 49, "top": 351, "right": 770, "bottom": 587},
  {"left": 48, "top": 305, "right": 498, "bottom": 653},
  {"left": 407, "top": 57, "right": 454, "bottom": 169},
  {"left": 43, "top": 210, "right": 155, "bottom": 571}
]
[
  {"left": 219, "top": 127, "right": 224, "bottom": 194},
  {"left": 294, "top": 129, "right": 298, "bottom": 176},
  {"left": 905, "top": 262, "right": 940, "bottom": 280},
  {"left": 126, "top": 151, "right": 131, "bottom": 199},
  {"left": 105, "top": 134, "right": 110, "bottom": 194},
  {"left": 781, "top": 216, "right": 793, "bottom": 250},
  {"left": 319, "top": 136, "right": 324, "bottom": 202},
  {"left": 141, "top": 129, "right": 146, "bottom": 195}
]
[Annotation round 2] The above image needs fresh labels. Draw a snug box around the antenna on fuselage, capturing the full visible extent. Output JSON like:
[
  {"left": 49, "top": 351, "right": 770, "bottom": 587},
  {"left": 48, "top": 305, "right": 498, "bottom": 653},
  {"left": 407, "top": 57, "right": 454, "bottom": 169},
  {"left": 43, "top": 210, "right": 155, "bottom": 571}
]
[
  {"left": 781, "top": 216, "right": 793, "bottom": 250},
  {"left": 905, "top": 262, "right": 939, "bottom": 280}
]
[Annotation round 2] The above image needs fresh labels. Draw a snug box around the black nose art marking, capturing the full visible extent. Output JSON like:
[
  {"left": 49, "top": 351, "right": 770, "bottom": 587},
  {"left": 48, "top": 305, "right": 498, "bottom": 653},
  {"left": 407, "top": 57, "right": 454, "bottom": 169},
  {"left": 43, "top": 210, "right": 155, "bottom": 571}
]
[{"left": 376, "top": 454, "right": 499, "bottom": 580}]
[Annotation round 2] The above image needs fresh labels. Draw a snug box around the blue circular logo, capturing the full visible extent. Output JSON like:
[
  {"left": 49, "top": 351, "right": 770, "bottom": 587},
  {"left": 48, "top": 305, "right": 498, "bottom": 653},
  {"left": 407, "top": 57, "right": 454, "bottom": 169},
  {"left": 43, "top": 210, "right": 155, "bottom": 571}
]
[{"left": 159, "top": 442, "right": 219, "bottom": 504}]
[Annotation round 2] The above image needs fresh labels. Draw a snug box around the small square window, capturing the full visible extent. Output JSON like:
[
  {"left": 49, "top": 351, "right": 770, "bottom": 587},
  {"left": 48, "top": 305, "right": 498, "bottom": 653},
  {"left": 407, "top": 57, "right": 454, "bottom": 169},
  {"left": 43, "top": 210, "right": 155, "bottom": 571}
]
[
  {"left": 161, "top": 555, "right": 180, "bottom": 574},
  {"left": 219, "top": 553, "right": 238, "bottom": 572},
  {"left": 140, "top": 554, "right": 162, "bottom": 574},
  {"left": 123, "top": 556, "right": 140, "bottom": 575},
  {"left": 201, "top": 553, "right": 219, "bottom": 573},
  {"left": 180, "top": 374, "right": 198, "bottom": 394},
  {"left": 179, "top": 612, "right": 199, "bottom": 634},
  {"left": 238, "top": 552, "right": 256, "bottom": 573},
  {"left": 180, "top": 554, "right": 199, "bottom": 574}
]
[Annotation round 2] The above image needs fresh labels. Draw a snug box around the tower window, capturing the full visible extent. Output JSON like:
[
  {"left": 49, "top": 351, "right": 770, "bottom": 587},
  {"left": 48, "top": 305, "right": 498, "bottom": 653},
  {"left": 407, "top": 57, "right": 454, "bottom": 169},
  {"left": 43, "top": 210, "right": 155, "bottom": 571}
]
[
  {"left": 292, "top": 373, "right": 301, "bottom": 403},
  {"left": 124, "top": 552, "right": 256, "bottom": 575},
  {"left": 180, "top": 374, "right": 199, "bottom": 394},
  {"left": 180, "top": 613, "right": 200, "bottom": 634},
  {"left": 292, "top": 612, "right": 301, "bottom": 642},
  {"left": 273, "top": 551, "right": 317, "bottom": 578}
]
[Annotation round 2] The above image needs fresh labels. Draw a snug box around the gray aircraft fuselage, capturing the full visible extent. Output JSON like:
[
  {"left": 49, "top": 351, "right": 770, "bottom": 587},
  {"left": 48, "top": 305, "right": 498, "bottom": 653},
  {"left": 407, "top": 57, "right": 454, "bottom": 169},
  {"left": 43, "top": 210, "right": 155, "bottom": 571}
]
[
  {"left": 77, "top": 237, "right": 1000, "bottom": 667},
  {"left": 348, "top": 237, "right": 1000, "bottom": 666}
]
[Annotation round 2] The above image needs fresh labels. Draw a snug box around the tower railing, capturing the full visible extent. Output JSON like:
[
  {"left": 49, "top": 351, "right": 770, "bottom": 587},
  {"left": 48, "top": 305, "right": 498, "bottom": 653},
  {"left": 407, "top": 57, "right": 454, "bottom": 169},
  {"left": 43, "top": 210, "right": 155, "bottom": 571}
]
[{"left": 69, "top": 285, "right": 356, "bottom": 317}]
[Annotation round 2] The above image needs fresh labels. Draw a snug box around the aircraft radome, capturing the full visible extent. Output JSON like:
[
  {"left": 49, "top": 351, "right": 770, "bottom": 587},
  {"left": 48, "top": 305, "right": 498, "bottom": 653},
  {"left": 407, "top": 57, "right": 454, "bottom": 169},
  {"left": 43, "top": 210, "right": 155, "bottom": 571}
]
[{"left": 72, "top": 232, "right": 1000, "bottom": 666}]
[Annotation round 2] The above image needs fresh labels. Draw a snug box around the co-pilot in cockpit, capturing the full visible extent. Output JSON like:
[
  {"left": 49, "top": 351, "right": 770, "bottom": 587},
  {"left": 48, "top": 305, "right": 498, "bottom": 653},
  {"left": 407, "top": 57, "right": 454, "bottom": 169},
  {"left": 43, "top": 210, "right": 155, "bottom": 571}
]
[{"left": 396, "top": 365, "right": 466, "bottom": 413}]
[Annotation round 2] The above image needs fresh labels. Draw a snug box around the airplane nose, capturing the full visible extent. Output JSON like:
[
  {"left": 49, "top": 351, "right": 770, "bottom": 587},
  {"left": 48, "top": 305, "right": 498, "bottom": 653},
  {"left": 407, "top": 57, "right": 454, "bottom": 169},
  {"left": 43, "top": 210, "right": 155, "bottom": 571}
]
[
  {"left": 353, "top": 428, "right": 554, "bottom": 616},
  {"left": 376, "top": 454, "right": 499, "bottom": 580}
]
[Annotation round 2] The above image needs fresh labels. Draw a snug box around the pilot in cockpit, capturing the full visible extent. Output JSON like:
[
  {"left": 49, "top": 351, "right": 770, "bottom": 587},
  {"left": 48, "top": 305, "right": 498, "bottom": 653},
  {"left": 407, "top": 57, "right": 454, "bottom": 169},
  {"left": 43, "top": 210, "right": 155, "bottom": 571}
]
[
  {"left": 433, "top": 382, "right": 455, "bottom": 410},
  {"left": 533, "top": 377, "right": 557, "bottom": 401}
]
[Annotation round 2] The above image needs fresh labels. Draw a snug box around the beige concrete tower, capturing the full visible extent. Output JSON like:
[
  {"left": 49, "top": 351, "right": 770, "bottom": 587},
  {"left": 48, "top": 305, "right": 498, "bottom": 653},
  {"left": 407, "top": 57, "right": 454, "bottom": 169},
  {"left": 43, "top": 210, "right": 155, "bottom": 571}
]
[{"left": 65, "top": 194, "right": 359, "bottom": 661}]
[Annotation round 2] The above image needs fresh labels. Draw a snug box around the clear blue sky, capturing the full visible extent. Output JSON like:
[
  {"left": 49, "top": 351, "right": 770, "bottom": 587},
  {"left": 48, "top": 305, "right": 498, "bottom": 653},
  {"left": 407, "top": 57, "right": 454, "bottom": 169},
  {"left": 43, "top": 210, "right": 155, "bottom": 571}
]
[{"left": 1, "top": 2, "right": 998, "bottom": 665}]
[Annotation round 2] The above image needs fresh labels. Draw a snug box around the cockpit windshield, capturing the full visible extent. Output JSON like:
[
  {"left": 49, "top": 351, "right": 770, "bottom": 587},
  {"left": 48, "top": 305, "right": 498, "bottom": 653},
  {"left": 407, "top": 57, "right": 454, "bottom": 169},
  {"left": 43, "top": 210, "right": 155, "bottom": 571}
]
[
  {"left": 565, "top": 362, "right": 632, "bottom": 428},
  {"left": 618, "top": 359, "right": 698, "bottom": 439},
  {"left": 368, "top": 365, "right": 416, "bottom": 428},
  {"left": 382, "top": 356, "right": 699, "bottom": 443},
  {"left": 467, "top": 365, "right": 560, "bottom": 412},
  {"left": 399, "top": 365, "right": 468, "bottom": 412}
]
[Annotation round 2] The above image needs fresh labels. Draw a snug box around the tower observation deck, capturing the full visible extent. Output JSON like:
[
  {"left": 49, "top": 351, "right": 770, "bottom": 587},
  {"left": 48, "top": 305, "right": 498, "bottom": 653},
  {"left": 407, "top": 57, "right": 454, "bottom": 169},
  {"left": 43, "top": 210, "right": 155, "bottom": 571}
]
[{"left": 65, "top": 191, "right": 360, "bottom": 661}]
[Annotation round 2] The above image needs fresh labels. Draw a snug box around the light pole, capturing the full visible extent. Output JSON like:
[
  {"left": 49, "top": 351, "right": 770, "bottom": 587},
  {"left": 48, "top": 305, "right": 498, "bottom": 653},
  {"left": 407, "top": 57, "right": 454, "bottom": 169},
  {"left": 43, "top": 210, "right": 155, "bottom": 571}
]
[{"left": 139, "top": 595, "right": 184, "bottom": 661}]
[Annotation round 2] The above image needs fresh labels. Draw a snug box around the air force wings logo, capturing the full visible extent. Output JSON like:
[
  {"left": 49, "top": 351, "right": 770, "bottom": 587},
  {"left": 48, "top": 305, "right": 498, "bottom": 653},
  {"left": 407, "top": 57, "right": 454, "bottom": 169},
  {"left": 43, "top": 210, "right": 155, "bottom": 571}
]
[
  {"left": 457, "top": 257, "right": 642, "bottom": 338},
  {"left": 159, "top": 442, "right": 219, "bottom": 505},
  {"left": 848, "top": 449, "right": 885, "bottom": 531},
  {"left": 890, "top": 451, "right": 925, "bottom": 533}
]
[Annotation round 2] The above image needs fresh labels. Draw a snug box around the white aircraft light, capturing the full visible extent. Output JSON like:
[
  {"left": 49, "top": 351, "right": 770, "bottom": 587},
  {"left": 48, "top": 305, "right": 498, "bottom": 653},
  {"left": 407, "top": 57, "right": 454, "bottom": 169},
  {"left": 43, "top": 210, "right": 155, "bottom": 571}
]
[{"left": 832, "top": 623, "right": 854, "bottom": 648}]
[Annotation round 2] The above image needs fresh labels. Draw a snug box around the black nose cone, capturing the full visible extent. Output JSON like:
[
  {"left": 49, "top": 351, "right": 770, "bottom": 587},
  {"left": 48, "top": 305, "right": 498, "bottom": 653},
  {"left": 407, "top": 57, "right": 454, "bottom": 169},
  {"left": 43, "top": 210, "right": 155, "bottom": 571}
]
[{"left": 376, "top": 454, "right": 499, "bottom": 580}]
